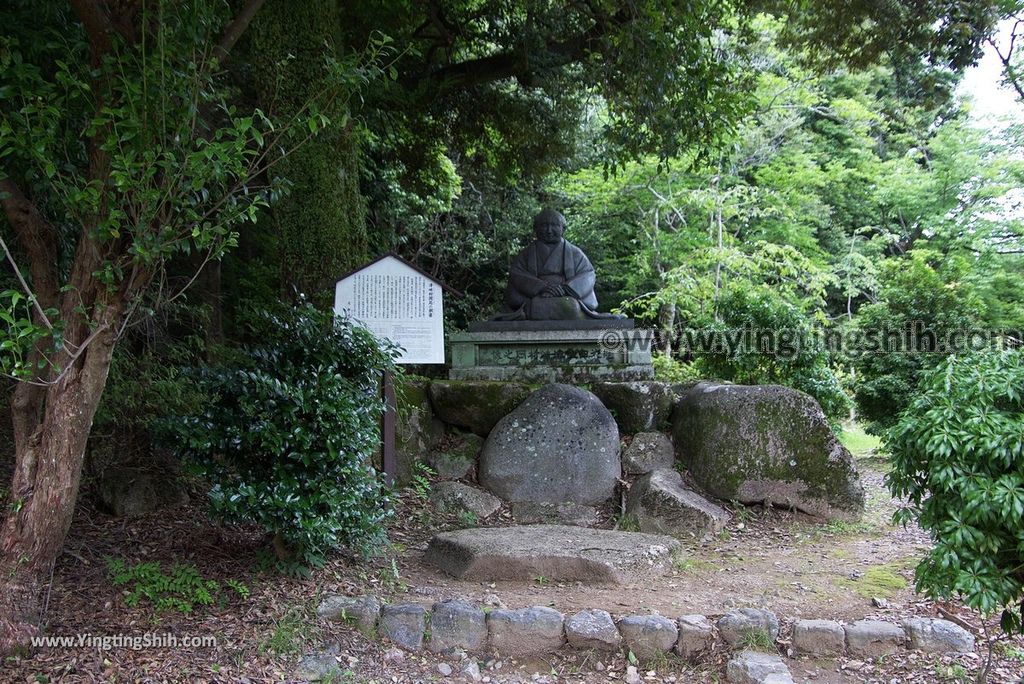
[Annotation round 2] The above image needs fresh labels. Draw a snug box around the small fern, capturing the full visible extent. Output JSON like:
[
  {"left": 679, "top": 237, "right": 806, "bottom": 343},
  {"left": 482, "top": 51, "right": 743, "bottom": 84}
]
[{"left": 107, "top": 557, "right": 248, "bottom": 614}]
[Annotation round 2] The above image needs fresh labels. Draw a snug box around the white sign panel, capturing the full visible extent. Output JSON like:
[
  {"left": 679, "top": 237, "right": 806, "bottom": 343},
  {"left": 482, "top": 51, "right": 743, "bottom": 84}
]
[{"left": 334, "top": 256, "right": 445, "bottom": 364}]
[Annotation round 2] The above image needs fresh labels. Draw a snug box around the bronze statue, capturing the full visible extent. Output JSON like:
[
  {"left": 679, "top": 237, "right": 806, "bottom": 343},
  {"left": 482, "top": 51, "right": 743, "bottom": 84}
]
[{"left": 494, "top": 208, "right": 621, "bottom": 321}]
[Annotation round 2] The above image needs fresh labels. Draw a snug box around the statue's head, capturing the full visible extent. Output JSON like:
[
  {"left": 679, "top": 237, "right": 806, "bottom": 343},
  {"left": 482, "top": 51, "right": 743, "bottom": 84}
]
[{"left": 533, "top": 208, "right": 566, "bottom": 245}]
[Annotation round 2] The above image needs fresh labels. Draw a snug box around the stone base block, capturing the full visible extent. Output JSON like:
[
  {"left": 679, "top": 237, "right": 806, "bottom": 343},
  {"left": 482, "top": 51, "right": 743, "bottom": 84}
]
[{"left": 450, "top": 329, "right": 654, "bottom": 383}]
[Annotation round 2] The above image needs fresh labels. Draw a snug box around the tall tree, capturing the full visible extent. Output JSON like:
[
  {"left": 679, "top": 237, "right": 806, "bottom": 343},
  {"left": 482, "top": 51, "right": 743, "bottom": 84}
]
[{"left": 0, "top": 0, "right": 362, "bottom": 652}]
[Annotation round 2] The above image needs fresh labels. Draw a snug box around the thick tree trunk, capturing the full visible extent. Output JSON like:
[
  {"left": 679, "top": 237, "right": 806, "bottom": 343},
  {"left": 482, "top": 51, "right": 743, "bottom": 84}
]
[{"left": 0, "top": 304, "right": 120, "bottom": 654}]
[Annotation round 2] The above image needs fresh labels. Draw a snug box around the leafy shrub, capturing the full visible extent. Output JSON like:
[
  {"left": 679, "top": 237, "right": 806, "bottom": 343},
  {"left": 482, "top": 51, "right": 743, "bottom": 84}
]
[
  {"left": 692, "top": 285, "right": 851, "bottom": 421},
  {"left": 886, "top": 350, "right": 1024, "bottom": 635},
  {"left": 166, "top": 300, "right": 399, "bottom": 568},
  {"left": 107, "top": 558, "right": 248, "bottom": 613},
  {"left": 851, "top": 252, "right": 982, "bottom": 431}
]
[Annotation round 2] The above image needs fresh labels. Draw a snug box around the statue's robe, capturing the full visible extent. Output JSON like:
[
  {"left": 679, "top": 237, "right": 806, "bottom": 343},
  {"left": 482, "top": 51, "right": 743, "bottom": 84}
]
[{"left": 502, "top": 238, "right": 600, "bottom": 316}]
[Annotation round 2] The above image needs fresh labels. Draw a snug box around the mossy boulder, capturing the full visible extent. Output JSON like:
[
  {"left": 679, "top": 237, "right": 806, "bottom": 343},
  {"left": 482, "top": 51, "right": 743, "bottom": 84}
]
[
  {"left": 395, "top": 379, "right": 444, "bottom": 485},
  {"left": 672, "top": 382, "right": 864, "bottom": 520},
  {"left": 428, "top": 432, "right": 483, "bottom": 480},
  {"left": 428, "top": 380, "right": 531, "bottom": 436},
  {"left": 590, "top": 381, "right": 674, "bottom": 434}
]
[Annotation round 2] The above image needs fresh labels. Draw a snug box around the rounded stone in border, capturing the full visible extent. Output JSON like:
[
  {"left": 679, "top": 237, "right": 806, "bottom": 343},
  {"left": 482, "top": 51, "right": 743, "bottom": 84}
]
[
  {"left": 487, "top": 606, "right": 565, "bottom": 655},
  {"left": 428, "top": 432, "right": 483, "bottom": 480},
  {"left": 901, "top": 617, "right": 975, "bottom": 653},
  {"left": 565, "top": 609, "right": 622, "bottom": 651},
  {"left": 845, "top": 620, "right": 906, "bottom": 658},
  {"left": 429, "top": 600, "right": 487, "bottom": 653},
  {"left": 725, "top": 651, "right": 795, "bottom": 684},
  {"left": 480, "top": 384, "right": 620, "bottom": 505},
  {"left": 717, "top": 609, "right": 780, "bottom": 647},
  {"left": 676, "top": 614, "right": 714, "bottom": 659},
  {"left": 618, "top": 615, "right": 678, "bottom": 659},
  {"left": 316, "top": 594, "right": 381, "bottom": 635},
  {"left": 379, "top": 604, "right": 426, "bottom": 651},
  {"left": 792, "top": 619, "right": 845, "bottom": 656}
]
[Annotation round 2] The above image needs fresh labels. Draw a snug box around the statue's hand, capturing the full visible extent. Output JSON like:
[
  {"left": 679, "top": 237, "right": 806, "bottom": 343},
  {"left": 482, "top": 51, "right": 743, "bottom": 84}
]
[{"left": 540, "top": 284, "right": 562, "bottom": 297}]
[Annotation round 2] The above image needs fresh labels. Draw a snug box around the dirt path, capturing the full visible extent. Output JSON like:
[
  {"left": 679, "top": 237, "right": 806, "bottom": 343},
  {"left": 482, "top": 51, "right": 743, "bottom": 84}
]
[{"left": 390, "top": 456, "right": 927, "bottom": 625}]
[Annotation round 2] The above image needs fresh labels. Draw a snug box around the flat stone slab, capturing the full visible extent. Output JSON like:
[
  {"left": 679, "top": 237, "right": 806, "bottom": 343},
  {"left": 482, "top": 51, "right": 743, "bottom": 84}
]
[{"left": 424, "top": 524, "right": 681, "bottom": 584}]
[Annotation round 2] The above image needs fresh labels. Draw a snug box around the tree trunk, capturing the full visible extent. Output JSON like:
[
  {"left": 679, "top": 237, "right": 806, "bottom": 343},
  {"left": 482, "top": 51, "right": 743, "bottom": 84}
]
[{"left": 0, "top": 304, "right": 121, "bottom": 654}]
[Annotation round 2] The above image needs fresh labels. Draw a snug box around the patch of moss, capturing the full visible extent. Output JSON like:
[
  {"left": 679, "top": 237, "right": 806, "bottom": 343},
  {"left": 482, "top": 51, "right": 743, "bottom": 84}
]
[{"left": 836, "top": 562, "right": 910, "bottom": 599}]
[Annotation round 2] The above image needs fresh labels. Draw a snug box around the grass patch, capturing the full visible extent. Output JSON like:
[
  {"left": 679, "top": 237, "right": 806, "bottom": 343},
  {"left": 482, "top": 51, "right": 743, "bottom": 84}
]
[
  {"left": 672, "top": 555, "right": 716, "bottom": 573},
  {"left": 261, "top": 605, "right": 318, "bottom": 656},
  {"left": 616, "top": 514, "right": 641, "bottom": 532},
  {"left": 836, "top": 562, "right": 910, "bottom": 599},
  {"left": 839, "top": 422, "right": 882, "bottom": 457},
  {"left": 739, "top": 629, "right": 776, "bottom": 652}
]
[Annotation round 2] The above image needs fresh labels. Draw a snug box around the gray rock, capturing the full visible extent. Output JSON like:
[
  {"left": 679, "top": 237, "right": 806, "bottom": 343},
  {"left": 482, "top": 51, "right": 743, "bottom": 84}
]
[
  {"left": 625, "top": 468, "right": 730, "bottom": 540},
  {"left": 316, "top": 594, "right": 381, "bottom": 634},
  {"left": 590, "top": 381, "right": 674, "bottom": 434},
  {"left": 428, "top": 433, "right": 483, "bottom": 480},
  {"left": 792, "top": 619, "right": 845, "bottom": 656},
  {"left": 428, "top": 381, "right": 531, "bottom": 436},
  {"left": 461, "top": 659, "right": 482, "bottom": 681},
  {"left": 430, "top": 481, "right": 501, "bottom": 520},
  {"left": 845, "top": 620, "right": 906, "bottom": 658},
  {"left": 621, "top": 432, "right": 675, "bottom": 475},
  {"left": 726, "top": 651, "right": 794, "bottom": 684},
  {"left": 379, "top": 603, "right": 427, "bottom": 651},
  {"left": 511, "top": 501, "right": 599, "bottom": 527},
  {"left": 424, "top": 524, "right": 680, "bottom": 584},
  {"left": 901, "top": 617, "right": 975, "bottom": 654},
  {"left": 479, "top": 384, "right": 620, "bottom": 505},
  {"left": 294, "top": 654, "right": 342, "bottom": 682},
  {"left": 487, "top": 606, "right": 565, "bottom": 655},
  {"left": 429, "top": 600, "right": 487, "bottom": 653},
  {"left": 672, "top": 383, "right": 865, "bottom": 520},
  {"left": 437, "top": 663, "right": 453, "bottom": 676},
  {"left": 396, "top": 380, "right": 444, "bottom": 486},
  {"left": 676, "top": 614, "right": 714, "bottom": 659},
  {"left": 618, "top": 615, "right": 679, "bottom": 659},
  {"left": 717, "top": 609, "right": 780, "bottom": 647},
  {"left": 95, "top": 465, "right": 188, "bottom": 517},
  {"left": 565, "top": 609, "right": 621, "bottom": 651}
]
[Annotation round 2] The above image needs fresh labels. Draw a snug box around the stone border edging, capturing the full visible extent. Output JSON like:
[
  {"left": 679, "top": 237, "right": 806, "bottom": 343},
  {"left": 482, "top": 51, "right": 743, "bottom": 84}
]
[{"left": 314, "top": 594, "right": 977, "bottom": 682}]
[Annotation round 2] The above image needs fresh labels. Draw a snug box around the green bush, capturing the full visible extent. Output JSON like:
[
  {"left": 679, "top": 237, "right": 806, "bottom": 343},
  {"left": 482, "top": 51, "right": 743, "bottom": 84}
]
[
  {"left": 166, "top": 300, "right": 399, "bottom": 569},
  {"left": 692, "top": 285, "right": 852, "bottom": 422},
  {"left": 851, "top": 252, "right": 982, "bottom": 432},
  {"left": 886, "top": 350, "right": 1024, "bottom": 635}
]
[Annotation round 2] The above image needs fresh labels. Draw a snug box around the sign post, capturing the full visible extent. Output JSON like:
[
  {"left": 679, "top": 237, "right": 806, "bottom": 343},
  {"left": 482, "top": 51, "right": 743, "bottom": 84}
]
[{"left": 334, "top": 254, "right": 451, "bottom": 484}]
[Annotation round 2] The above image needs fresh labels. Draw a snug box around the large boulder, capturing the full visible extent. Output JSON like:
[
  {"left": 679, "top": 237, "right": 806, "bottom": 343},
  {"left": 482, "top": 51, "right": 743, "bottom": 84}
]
[
  {"left": 672, "top": 383, "right": 864, "bottom": 520},
  {"left": 428, "top": 380, "right": 531, "bottom": 436},
  {"left": 479, "top": 384, "right": 620, "bottom": 505},
  {"left": 395, "top": 380, "right": 444, "bottom": 485},
  {"left": 590, "top": 382, "right": 674, "bottom": 434},
  {"left": 625, "top": 469, "right": 730, "bottom": 541}
]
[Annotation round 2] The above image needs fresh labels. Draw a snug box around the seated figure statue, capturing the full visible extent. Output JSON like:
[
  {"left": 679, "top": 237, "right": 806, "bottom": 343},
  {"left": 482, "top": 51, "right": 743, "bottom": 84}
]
[{"left": 493, "top": 208, "right": 622, "bottom": 321}]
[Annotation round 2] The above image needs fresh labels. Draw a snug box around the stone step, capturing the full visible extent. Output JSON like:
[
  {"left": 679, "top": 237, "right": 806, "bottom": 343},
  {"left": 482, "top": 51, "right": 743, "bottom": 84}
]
[{"left": 423, "top": 524, "right": 680, "bottom": 583}]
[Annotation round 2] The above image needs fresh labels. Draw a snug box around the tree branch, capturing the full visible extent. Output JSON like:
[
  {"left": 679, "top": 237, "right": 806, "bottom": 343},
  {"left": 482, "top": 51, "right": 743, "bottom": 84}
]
[
  {"left": 69, "top": 0, "right": 115, "bottom": 61},
  {"left": 214, "top": 0, "right": 266, "bottom": 63}
]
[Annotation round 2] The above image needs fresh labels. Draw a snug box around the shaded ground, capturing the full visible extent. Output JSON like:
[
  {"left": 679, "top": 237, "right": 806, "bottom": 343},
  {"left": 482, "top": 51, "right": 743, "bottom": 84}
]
[{"left": 4, "top": 434, "right": 1024, "bottom": 683}]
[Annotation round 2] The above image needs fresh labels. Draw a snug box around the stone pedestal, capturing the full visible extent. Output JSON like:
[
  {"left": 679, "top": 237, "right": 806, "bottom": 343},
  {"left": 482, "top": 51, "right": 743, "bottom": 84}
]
[{"left": 449, "top": 328, "right": 654, "bottom": 382}]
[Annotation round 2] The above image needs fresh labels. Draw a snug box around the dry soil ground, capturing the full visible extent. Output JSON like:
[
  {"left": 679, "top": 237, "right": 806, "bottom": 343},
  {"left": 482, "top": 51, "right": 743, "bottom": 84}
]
[{"left": 5, "top": 441, "right": 1024, "bottom": 683}]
